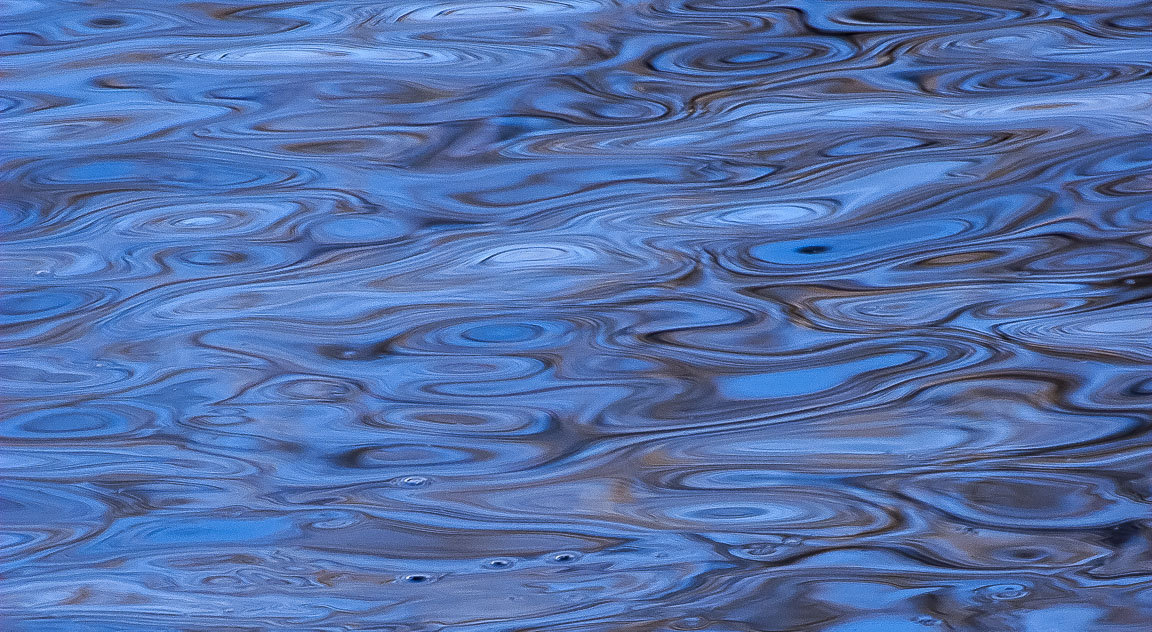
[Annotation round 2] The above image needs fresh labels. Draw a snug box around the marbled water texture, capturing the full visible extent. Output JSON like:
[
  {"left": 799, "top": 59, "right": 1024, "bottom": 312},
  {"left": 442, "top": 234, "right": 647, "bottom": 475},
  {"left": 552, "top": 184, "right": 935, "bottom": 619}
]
[{"left": 3, "top": 0, "right": 1152, "bottom": 630}]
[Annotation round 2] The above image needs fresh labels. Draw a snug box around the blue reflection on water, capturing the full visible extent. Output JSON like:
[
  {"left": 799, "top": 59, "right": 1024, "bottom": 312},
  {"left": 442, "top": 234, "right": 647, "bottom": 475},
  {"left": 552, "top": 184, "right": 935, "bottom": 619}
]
[{"left": 3, "top": 0, "right": 1152, "bottom": 629}]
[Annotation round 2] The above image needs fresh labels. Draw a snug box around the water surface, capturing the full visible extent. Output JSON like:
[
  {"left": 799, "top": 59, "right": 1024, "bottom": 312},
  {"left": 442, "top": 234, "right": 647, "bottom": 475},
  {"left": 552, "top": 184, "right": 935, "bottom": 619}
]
[{"left": 3, "top": 0, "right": 1152, "bottom": 630}]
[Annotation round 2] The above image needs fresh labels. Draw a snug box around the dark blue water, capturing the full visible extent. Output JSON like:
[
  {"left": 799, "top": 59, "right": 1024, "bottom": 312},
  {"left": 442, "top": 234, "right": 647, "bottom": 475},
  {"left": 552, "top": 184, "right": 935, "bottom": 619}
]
[{"left": 3, "top": 0, "right": 1152, "bottom": 629}]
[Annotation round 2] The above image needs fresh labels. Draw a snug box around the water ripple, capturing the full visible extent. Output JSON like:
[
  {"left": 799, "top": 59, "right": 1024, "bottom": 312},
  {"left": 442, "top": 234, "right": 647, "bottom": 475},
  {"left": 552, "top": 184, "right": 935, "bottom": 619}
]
[{"left": 4, "top": 0, "right": 1152, "bottom": 629}]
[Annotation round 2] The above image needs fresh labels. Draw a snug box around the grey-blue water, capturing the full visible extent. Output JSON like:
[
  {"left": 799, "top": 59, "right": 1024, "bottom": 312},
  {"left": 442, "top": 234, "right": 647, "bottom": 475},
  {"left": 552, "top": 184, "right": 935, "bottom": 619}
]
[{"left": 3, "top": 1, "right": 1152, "bottom": 630}]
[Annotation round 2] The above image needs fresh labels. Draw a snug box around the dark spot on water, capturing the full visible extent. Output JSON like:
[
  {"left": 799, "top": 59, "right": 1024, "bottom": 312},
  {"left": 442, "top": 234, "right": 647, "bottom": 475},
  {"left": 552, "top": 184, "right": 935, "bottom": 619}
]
[
  {"left": 1109, "top": 274, "right": 1152, "bottom": 289},
  {"left": 318, "top": 345, "right": 366, "bottom": 361},
  {"left": 1099, "top": 521, "right": 1146, "bottom": 548},
  {"left": 89, "top": 17, "right": 124, "bottom": 28},
  {"left": 796, "top": 245, "right": 829, "bottom": 254},
  {"left": 1004, "top": 547, "right": 1047, "bottom": 561}
]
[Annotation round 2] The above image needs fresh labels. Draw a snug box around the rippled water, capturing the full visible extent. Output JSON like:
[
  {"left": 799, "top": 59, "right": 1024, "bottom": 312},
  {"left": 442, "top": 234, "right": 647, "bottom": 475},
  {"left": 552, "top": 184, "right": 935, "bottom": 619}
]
[{"left": 4, "top": 0, "right": 1152, "bottom": 629}]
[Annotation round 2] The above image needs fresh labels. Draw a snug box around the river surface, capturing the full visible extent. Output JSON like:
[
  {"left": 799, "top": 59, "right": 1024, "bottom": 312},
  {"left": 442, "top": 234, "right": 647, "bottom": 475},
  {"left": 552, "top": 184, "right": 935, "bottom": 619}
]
[{"left": 3, "top": 0, "right": 1152, "bottom": 630}]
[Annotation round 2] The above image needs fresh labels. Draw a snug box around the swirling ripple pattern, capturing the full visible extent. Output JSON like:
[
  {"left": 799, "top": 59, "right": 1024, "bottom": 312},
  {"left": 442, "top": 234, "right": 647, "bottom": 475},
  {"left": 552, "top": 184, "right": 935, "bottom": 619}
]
[{"left": 3, "top": 0, "right": 1152, "bottom": 629}]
